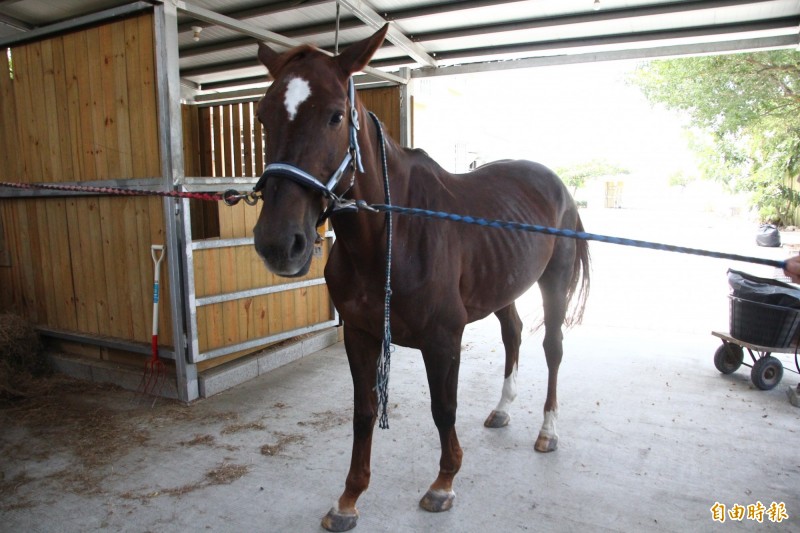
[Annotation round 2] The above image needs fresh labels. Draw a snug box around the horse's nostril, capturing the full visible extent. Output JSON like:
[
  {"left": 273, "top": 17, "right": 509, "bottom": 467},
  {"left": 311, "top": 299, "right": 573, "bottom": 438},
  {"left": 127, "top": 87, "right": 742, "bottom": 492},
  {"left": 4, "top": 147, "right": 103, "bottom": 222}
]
[{"left": 291, "top": 233, "right": 306, "bottom": 258}]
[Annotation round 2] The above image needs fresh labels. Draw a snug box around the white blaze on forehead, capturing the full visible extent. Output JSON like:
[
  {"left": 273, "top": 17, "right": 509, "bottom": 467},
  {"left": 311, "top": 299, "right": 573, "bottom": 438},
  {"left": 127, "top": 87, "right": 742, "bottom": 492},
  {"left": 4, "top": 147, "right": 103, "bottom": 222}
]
[{"left": 284, "top": 77, "right": 311, "bottom": 121}]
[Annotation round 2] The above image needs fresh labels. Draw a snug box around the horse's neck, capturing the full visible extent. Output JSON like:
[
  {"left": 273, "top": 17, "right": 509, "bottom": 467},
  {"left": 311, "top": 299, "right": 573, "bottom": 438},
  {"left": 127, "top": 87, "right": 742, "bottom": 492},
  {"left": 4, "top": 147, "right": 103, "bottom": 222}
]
[{"left": 329, "top": 117, "right": 410, "bottom": 268}]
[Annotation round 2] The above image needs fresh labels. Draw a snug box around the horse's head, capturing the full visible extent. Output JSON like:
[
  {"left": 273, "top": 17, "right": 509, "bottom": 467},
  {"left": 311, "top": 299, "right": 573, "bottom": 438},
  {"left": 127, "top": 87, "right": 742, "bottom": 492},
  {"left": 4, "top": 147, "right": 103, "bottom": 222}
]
[{"left": 252, "top": 25, "right": 388, "bottom": 277}]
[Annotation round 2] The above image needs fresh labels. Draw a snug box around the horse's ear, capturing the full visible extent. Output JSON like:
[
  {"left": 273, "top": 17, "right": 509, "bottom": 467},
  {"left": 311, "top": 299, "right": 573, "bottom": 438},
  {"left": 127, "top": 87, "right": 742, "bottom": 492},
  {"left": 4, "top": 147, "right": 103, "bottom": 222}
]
[
  {"left": 335, "top": 24, "right": 389, "bottom": 76},
  {"left": 257, "top": 41, "right": 288, "bottom": 77}
]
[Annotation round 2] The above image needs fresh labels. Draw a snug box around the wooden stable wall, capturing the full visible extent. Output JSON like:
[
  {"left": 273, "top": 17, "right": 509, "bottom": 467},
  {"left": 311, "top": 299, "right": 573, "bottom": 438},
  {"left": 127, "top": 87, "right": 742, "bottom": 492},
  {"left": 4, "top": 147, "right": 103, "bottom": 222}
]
[
  {"left": 0, "top": 13, "right": 174, "bottom": 360},
  {"left": 0, "top": 6, "right": 405, "bottom": 390}
]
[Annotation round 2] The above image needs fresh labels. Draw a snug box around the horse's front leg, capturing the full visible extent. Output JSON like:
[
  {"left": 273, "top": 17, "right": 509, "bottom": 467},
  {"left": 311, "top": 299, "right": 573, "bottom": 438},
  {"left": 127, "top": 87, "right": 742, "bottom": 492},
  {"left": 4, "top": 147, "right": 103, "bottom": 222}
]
[
  {"left": 419, "top": 334, "right": 464, "bottom": 513},
  {"left": 322, "top": 325, "right": 381, "bottom": 532}
]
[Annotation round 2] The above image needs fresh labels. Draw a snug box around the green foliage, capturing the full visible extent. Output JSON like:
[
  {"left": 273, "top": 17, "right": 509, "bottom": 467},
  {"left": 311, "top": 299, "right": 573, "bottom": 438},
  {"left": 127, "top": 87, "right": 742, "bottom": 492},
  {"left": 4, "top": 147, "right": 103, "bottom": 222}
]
[
  {"left": 555, "top": 158, "right": 630, "bottom": 195},
  {"left": 631, "top": 50, "right": 800, "bottom": 223},
  {"left": 667, "top": 170, "right": 694, "bottom": 189}
]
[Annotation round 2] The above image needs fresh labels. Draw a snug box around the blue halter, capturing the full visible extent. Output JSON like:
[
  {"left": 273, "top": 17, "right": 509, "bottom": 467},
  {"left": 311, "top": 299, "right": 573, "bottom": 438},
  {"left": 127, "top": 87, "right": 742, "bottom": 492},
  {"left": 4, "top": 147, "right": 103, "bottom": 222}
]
[{"left": 252, "top": 77, "right": 364, "bottom": 225}]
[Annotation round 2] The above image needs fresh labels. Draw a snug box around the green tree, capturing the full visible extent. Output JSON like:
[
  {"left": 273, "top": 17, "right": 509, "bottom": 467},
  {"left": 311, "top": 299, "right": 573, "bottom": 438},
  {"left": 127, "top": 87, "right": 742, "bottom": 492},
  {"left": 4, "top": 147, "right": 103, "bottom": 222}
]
[
  {"left": 630, "top": 50, "right": 800, "bottom": 224},
  {"left": 555, "top": 158, "right": 630, "bottom": 196}
]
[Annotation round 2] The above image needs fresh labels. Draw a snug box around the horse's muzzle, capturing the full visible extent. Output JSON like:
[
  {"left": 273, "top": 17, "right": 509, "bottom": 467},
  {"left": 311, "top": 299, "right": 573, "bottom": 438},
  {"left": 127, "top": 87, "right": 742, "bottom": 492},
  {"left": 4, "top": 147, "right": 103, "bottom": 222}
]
[{"left": 254, "top": 225, "right": 314, "bottom": 278}]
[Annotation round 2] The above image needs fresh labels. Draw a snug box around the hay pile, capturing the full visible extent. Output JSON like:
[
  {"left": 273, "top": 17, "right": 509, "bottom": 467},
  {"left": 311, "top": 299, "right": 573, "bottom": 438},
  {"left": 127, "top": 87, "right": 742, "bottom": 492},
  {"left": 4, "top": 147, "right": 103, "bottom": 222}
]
[{"left": 0, "top": 312, "right": 48, "bottom": 400}]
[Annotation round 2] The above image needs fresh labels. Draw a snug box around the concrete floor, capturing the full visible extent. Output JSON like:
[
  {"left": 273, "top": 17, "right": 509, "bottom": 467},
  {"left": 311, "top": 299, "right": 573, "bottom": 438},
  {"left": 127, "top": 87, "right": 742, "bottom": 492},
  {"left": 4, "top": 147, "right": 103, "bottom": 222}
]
[{"left": 2, "top": 208, "right": 800, "bottom": 532}]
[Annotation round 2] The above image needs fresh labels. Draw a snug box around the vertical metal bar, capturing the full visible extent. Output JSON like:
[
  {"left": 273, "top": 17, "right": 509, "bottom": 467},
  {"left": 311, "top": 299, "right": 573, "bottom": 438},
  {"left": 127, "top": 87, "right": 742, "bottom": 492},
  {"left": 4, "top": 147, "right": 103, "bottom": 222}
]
[
  {"left": 153, "top": 2, "right": 199, "bottom": 402},
  {"left": 398, "top": 67, "right": 412, "bottom": 148},
  {"left": 180, "top": 197, "right": 201, "bottom": 367}
]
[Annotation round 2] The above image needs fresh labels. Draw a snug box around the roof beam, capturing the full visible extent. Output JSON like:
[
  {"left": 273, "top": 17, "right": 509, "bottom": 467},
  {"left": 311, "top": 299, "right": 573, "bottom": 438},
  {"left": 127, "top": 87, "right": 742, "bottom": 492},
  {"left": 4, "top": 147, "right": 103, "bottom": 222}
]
[
  {"left": 336, "top": 0, "right": 438, "bottom": 68},
  {"left": 411, "top": 34, "right": 800, "bottom": 79},
  {"left": 409, "top": 0, "right": 784, "bottom": 43},
  {"left": 423, "top": 18, "right": 800, "bottom": 63},
  {"left": 177, "top": 0, "right": 331, "bottom": 33},
  {"left": 175, "top": 1, "right": 406, "bottom": 84}
]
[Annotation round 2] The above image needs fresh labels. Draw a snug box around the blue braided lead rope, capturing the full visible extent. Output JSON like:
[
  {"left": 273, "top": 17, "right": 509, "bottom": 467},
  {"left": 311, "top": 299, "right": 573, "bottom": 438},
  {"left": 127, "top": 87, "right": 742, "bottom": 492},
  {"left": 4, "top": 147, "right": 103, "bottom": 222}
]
[
  {"left": 365, "top": 204, "right": 788, "bottom": 271},
  {"left": 368, "top": 112, "right": 394, "bottom": 430}
]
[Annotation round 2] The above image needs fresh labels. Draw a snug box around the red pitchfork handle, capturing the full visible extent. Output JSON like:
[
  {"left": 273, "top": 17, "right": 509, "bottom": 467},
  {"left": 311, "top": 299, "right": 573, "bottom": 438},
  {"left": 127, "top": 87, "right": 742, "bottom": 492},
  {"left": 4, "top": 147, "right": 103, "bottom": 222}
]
[{"left": 151, "top": 245, "right": 165, "bottom": 362}]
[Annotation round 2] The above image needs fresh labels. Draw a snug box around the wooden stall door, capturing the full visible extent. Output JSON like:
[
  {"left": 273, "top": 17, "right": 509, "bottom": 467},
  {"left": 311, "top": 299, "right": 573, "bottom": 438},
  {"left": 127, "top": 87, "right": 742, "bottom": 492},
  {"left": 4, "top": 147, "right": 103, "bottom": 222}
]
[{"left": 0, "top": 13, "right": 174, "bottom": 363}]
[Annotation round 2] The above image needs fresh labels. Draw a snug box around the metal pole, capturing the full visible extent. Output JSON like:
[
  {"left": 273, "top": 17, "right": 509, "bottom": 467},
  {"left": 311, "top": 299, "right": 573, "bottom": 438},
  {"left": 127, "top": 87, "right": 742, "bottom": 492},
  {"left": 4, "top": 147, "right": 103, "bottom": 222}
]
[{"left": 153, "top": 2, "right": 199, "bottom": 402}]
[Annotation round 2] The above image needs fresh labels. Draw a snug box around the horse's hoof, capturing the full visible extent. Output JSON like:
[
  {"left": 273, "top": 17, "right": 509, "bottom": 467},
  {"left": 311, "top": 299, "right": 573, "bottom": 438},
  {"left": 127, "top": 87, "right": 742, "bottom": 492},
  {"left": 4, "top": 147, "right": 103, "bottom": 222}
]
[
  {"left": 534, "top": 434, "right": 558, "bottom": 453},
  {"left": 483, "top": 410, "right": 510, "bottom": 428},
  {"left": 419, "top": 489, "right": 456, "bottom": 512},
  {"left": 321, "top": 507, "right": 359, "bottom": 532}
]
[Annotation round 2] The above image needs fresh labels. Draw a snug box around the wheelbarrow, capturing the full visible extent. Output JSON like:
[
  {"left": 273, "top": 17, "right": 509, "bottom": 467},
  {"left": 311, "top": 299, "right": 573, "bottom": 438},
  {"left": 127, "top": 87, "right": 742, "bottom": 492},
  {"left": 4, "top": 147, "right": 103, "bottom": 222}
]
[{"left": 711, "top": 294, "right": 800, "bottom": 390}]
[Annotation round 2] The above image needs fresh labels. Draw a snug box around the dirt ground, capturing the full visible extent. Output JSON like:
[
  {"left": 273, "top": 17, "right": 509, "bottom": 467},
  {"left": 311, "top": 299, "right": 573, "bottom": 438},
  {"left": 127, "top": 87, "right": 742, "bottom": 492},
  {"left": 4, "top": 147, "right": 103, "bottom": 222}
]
[{"left": 2, "top": 207, "right": 799, "bottom": 532}]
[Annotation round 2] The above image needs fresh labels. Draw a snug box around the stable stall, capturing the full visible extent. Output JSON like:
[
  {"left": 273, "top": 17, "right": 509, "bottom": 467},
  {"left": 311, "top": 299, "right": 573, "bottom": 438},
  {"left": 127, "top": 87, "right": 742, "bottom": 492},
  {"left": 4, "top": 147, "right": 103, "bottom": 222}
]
[{"left": 0, "top": 2, "right": 404, "bottom": 401}]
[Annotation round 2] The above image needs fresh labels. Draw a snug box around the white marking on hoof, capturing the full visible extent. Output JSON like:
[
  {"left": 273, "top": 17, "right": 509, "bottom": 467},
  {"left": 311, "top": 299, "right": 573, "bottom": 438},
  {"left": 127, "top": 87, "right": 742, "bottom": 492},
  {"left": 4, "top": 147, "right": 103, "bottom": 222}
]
[
  {"left": 539, "top": 408, "right": 559, "bottom": 439},
  {"left": 284, "top": 77, "right": 311, "bottom": 121},
  {"left": 535, "top": 408, "right": 559, "bottom": 452}
]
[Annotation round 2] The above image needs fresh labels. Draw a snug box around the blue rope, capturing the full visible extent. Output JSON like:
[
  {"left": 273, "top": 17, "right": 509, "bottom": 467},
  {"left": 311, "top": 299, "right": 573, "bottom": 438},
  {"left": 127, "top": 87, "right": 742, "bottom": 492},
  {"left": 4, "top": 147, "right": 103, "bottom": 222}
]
[
  {"left": 362, "top": 203, "right": 788, "bottom": 270},
  {"left": 369, "top": 112, "right": 393, "bottom": 430}
]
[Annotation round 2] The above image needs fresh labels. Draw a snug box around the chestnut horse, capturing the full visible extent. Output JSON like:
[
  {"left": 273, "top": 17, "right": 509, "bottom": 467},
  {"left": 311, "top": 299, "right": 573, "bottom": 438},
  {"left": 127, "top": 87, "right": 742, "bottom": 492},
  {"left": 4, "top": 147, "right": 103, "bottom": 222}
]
[{"left": 252, "top": 26, "right": 590, "bottom": 531}]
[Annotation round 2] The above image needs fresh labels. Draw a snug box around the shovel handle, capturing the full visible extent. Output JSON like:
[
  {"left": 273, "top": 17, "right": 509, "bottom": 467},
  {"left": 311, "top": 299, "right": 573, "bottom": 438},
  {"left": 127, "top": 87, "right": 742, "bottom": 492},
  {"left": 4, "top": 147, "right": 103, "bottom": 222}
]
[{"left": 151, "top": 245, "right": 165, "bottom": 352}]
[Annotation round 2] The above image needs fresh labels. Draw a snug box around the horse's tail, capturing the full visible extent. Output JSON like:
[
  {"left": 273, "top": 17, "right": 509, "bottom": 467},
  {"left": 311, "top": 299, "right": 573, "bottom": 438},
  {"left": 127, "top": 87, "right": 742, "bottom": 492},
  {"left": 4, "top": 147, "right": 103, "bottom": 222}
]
[{"left": 564, "top": 213, "right": 591, "bottom": 328}]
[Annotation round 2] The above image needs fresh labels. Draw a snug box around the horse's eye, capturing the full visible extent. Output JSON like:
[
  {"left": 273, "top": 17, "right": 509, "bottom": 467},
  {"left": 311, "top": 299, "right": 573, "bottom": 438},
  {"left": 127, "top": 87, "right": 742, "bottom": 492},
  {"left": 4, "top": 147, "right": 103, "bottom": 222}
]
[{"left": 330, "top": 111, "right": 344, "bottom": 125}]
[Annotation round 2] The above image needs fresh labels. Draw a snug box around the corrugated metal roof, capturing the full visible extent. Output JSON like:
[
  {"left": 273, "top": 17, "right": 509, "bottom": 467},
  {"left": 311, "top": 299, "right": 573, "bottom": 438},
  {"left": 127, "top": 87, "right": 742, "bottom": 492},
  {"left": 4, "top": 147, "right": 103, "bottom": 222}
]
[{"left": 2, "top": 0, "right": 799, "bottom": 100}]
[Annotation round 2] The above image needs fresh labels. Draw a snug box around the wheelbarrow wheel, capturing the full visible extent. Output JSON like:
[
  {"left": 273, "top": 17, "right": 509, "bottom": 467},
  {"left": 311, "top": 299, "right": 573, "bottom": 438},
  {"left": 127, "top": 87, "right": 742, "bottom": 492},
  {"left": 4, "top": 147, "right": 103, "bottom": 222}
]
[
  {"left": 750, "top": 356, "right": 783, "bottom": 391},
  {"left": 714, "top": 343, "right": 743, "bottom": 374}
]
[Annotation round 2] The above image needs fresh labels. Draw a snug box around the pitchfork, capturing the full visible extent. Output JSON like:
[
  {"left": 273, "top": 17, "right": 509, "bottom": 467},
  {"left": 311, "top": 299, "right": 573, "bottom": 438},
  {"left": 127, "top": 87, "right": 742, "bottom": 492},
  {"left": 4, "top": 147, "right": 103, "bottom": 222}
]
[{"left": 136, "top": 244, "right": 166, "bottom": 406}]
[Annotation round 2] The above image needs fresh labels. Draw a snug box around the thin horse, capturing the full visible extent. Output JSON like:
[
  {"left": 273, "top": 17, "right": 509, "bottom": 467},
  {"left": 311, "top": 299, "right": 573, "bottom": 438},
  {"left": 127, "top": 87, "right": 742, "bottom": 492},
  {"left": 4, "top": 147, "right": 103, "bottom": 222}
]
[{"left": 252, "top": 25, "right": 590, "bottom": 532}]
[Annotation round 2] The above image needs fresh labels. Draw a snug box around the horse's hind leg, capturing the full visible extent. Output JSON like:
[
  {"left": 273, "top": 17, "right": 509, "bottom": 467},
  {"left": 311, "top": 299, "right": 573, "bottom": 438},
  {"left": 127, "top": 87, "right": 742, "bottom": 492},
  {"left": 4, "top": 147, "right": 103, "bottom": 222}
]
[
  {"left": 534, "top": 247, "right": 575, "bottom": 453},
  {"left": 484, "top": 303, "right": 522, "bottom": 428}
]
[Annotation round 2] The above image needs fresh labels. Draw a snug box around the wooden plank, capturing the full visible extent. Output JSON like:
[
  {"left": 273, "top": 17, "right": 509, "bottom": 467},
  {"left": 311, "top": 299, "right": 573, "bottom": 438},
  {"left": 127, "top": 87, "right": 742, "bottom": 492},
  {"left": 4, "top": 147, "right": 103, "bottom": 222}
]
[
  {"left": 212, "top": 106, "right": 223, "bottom": 177},
  {"left": 98, "top": 24, "right": 121, "bottom": 180},
  {"left": 46, "top": 198, "right": 77, "bottom": 330},
  {"left": 232, "top": 103, "right": 243, "bottom": 177},
  {"left": 11, "top": 201, "right": 39, "bottom": 320},
  {"left": 202, "top": 248, "right": 223, "bottom": 350},
  {"left": 219, "top": 244, "right": 239, "bottom": 347},
  {"left": 30, "top": 199, "right": 58, "bottom": 325},
  {"left": 222, "top": 105, "right": 234, "bottom": 177},
  {"left": 254, "top": 114, "right": 264, "bottom": 175},
  {"left": 15, "top": 44, "right": 42, "bottom": 184},
  {"left": 242, "top": 102, "right": 254, "bottom": 177},
  {"left": 293, "top": 285, "right": 307, "bottom": 330},
  {"left": 198, "top": 107, "right": 213, "bottom": 177},
  {"left": 231, "top": 200, "right": 247, "bottom": 239},
  {"left": 111, "top": 22, "right": 133, "bottom": 180},
  {"left": 132, "top": 196, "right": 153, "bottom": 343},
  {"left": 28, "top": 41, "right": 54, "bottom": 183},
  {"left": 61, "top": 31, "right": 86, "bottom": 183},
  {"left": 136, "top": 13, "right": 160, "bottom": 177},
  {"left": 97, "top": 197, "right": 122, "bottom": 336},
  {"left": 268, "top": 291, "right": 283, "bottom": 336},
  {"left": 85, "top": 26, "right": 109, "bottom": 180},
  {"left": 117, "top": 198, "right": 139, "bottom": 339},
  {"left": 234, "top": 245, "right": 251, "bottom": 340},
  {"left": 0, "top": 202, "right": 21, "bottom": 310},
  {"left": 83, "top": 197, "right": 110, "bottom": 334},
  {"left": 39, "top": 39, "right": 65, "bottom": 183},
  {"left": 52, "top": 36, "right": 77, "bottom": 183},
  {"left": 64, "top": 197, "right": 90, "bottom": 333},
  {"left": 218, "top": 199, "right": 234, "bottom": 240},
  {"left": 71, "top": 29, "right": 98, "bottom": 182},
  {"left": 0, "top": 43, "right": 24, "bottom": 181},
  {"left": 181, "top": 105, "right": 199, "bottom": 177},
  {"left": 124, "top": 16, "right": 146, "bottom": 179}
]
